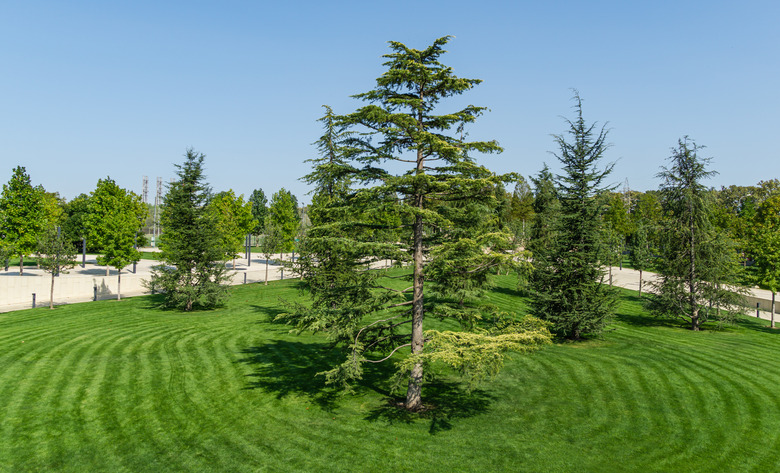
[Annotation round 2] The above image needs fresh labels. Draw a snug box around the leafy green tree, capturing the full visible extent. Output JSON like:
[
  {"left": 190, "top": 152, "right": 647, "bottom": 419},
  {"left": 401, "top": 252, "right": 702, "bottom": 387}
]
[
  {"left": 603, "top": 192, "right": 632, "bottom": 270},
  {"left": 602, "top": 224, "right": 623, "bottom": 285},
  {"left": 628, "top": 221, "right": 654, "bottom": 295},
  {"left": 649, "top": 138, "right": 745, "bottom": 330},
  {"left": 529, "top": 93, "right": 618, "bottom": 339},
  {"left": 249, "top": 189, "right": 268, "bottom": 236},
  {"left": 35, "top": 228, "right": 77, "bottom": 309},
  {"left": 505, "top": 177, "right": 535, "bottom": 247},
  {"left": 62, "top": 193, "right": 90, "bottom": 249},
  {"left": 0, "top": 166, "right": 45, "bottom": 275},
  {"left": 750, "top": 194, "right": 780, "bottom": 327},
  {"left": 86, "top": 178, "right": 146, "bottom": 291},
  {"left": 207, "top": 190, "right": 257, "bottom": 268},
  {"left": 260, "top": 218, "right": 283, "bottom": 285},
  {"left": 40, "top": 191, "right": 65, "bottom": 229},
  {"left": 268, "top": 188, "right": 299, "bottom": 254},
  {"left": 281, "top": 37, "right": 551, "bottom": 411},
  {"left": 147, "top": 149, "right": 230, "bottom": 311}
]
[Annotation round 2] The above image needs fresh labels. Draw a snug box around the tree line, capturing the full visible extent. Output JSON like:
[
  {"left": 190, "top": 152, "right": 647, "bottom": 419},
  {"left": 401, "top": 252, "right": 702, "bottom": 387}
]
[
  {"left": 0, "top": 165, "right": 306, "bottom": 305},
  {"left": 1, "top": 36, "right": 778, "bottom": 411}
]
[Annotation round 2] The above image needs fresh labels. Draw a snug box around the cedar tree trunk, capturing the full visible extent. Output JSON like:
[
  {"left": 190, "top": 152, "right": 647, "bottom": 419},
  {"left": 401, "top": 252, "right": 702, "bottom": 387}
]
[{"left": 405, "top": 140, "right": 426, "bottom": 411}]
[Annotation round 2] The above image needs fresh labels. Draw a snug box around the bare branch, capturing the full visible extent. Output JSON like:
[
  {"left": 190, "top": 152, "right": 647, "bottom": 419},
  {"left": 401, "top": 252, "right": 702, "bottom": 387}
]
[{"left": 364, "top": 343, "right": 412, "bottom": 363}]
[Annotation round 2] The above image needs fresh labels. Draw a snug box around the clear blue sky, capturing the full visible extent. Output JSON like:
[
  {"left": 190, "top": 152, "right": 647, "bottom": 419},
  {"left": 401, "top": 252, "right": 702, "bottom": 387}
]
[{"left": 1, "top": 0, "right": 778, "bottom": 203}]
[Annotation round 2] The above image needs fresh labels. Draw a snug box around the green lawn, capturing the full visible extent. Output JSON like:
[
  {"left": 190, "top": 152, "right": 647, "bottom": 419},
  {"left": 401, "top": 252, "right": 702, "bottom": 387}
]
[
  {"left": 138, "top": 251, "right": 163, "bottom": 261},
  {"left": 1, "top": 273, "right": 779, "bottom": 472}
]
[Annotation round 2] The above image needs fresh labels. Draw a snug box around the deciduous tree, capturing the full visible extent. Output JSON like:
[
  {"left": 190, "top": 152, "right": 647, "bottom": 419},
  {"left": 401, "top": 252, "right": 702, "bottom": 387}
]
[
  {"left": 207, "top": 190, "right": 256, "bottom": 268},
  {"left": 750, "top": 194, "right": 780, "bottom": 327},
  {"left": 86, "top": 178, "right": 145, "bottom": 294},
  {"left": 36, "top": 227, "right": 77, "bottom": 309},
  {"left": 268, "top": 188, "right": 299, "bottom": 254},
  {"left": 260, "top": 219, "right": 283, "bottom": 285},
  {"left": 249, "top": 189, "right": 268, "bottom": 236},
  {"left": 0, "top": 166, "right": 45, "bottom": 275},
  {"left": 628, "top": 221, "right": 654, "bottom": 295}
]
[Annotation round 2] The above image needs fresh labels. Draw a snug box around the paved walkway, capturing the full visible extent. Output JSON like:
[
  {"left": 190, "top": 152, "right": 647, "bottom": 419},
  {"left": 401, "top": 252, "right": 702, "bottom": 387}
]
[
  {"left": 1, "top": 254, "right": 776, "bottom": 322},
  {"left": 607, "top": 266, "right": 778, "bottom": 323},
  {"left": 0, "top": 248, "right": 303, "bottom": 313}
]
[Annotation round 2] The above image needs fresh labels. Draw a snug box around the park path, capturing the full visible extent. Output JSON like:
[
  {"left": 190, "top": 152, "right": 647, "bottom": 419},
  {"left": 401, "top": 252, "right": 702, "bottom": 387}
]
[
  {"left": 1, "top": 254, "right": 776, "bottom": 322},
  {"left": 0, "top": 249, "right": 313, "bottom": 313},
  {"left": 607, "top": 265, "right": 777, "bottom": 323}
]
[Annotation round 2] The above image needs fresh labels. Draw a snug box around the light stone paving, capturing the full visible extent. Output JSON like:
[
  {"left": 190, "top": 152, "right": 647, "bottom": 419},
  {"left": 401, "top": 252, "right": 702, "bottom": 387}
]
[
  {"left": 0, "top": 248, "right": 298, "bottom": 312},
  {"left": 1, "top": 254, "right": 776, "bottom": 323},
  {"left": 607, "top": 265, "right": 778, "bottom": 323}
]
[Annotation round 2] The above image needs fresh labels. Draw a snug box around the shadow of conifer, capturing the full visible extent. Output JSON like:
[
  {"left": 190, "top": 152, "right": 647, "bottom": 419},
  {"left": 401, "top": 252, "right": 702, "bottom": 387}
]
[
  {"left": 237, "top": 340, "right": 397, "bottom": 411},
  {"left": 364, "top": 380, "right": 495, "bottom": 435}
]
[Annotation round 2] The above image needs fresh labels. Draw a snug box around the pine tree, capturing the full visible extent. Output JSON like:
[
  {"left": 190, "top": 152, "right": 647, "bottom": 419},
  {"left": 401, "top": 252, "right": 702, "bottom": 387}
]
[
  {"left": 649, "top": 137, "right": 745, "bottom": 330},
  {"left": 147, "top": 149, "right": 230, "bottom": 310},
  {"left": 529, "top": 93, "right": 617, "bottom": 340},
  {"left": 528, "top": 165, "right": 560, "bottom": 257},
  {"left": 280, "top": 37, "right": 550, "bottom": 411}
]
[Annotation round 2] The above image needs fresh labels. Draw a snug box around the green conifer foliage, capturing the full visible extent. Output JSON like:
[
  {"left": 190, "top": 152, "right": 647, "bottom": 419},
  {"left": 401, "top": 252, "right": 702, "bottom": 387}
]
[
  {"left": 529, "top": 94, "right": 618, "bottom": 340},
  {"left": 649, "top": 138, "right": 745, "bottom": 330},
  {"left": 281, "top": 37, "right": 550, "bottom": 411},
  {"left": 147, "top": 149, "right": 230, "bottom": 311}
]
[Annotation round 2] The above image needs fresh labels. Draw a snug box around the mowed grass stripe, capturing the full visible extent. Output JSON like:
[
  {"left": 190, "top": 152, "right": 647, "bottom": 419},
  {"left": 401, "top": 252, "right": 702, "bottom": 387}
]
[
  {"left": 93, "top": 324, "right": 197, "bottom": 472},
  {"left": 599, "top": 325, "right": 770, "bottom": 470},
  {"left": 4, "top": 276, "right": 780, "bottom": 471}
]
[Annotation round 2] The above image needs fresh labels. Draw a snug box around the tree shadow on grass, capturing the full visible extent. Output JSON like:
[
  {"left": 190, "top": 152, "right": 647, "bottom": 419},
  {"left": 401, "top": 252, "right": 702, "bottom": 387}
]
[
  {"left": 490, "top": 285, "right": 524, "bottom": 298},
  {"left": 734, "top": 314, "right": 780, "bottom": 335},
  {"left": 237, "top": 340, "right": 392, "bottom": 411},
  {"left": 236, "top": 340, "right": 495, "bottom": 431},
  {"left": 364, "top": 380, "right": 495, "bottom": 435},
  {"left": 613, "top": 292, "right": 686, "bottom": 329},
  {"left": 248, "top": 304, "right": 286, "bottom": 321}
]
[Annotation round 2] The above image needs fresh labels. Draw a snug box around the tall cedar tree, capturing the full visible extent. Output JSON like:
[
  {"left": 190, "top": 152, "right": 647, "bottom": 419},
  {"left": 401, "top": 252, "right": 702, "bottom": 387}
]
[
  {"left": 148, "top": 150, "right": 230, "bottom": 310},
  {"left": 36, "top": 227, "right": 77, "bottom": 308},
  {"left": 0, "top": 166, "right": 45, "bottom": 275},
  {"left": 281, "top": 37, "right": 551, "bottom": 411},
  {"left": 530, "top": 94, "right": 618, "bottom": 339},
  {"left": 649, "top": 138, "right": 745, "bottom": 330},
  {"left": 528, "top": 165, "right": 560, "bottom": 256}
]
